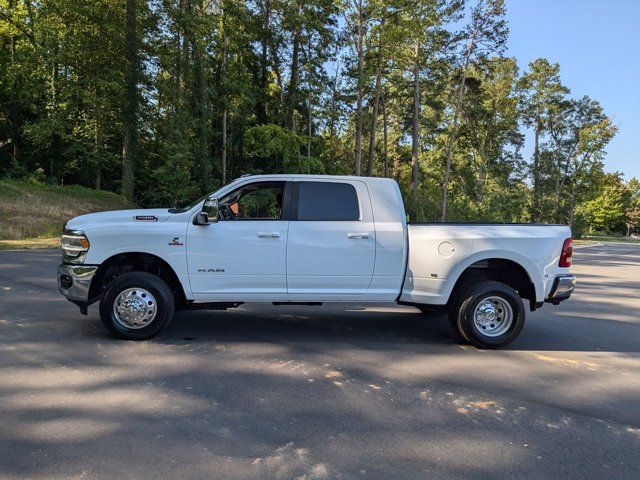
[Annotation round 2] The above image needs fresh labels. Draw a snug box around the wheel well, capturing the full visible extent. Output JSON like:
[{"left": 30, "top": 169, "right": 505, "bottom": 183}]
[
  {"left": 449, "top": 258, "right": 537, "bottom": 311},
  {"left": 88, "top": 252, "right": 187, "bottom": 307}
]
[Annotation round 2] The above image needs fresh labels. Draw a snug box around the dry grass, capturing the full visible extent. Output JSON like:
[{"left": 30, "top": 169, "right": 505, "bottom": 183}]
[
  {"left": 573, "top": 239, "right": 597, "bottom": 246},
  {"left": 0, "top": 180, "right": 134, "bottom": 242},
  {"left": 0, "top": 237, "right": 60, "bottom": 250}
]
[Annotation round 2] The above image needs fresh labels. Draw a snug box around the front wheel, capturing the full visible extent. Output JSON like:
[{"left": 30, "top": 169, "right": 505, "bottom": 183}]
[
  {"left": 448, "top": 281, "right": 525, "bottom": 348},
  {"left": 99, "top": 272, "right": 175, "bottom": 340}
]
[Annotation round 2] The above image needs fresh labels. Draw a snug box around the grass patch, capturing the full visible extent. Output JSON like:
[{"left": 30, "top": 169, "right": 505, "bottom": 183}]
[
  {"left": 0, "top": 179, "right": 134, "bottom": 242},
  {"left": 584, "top": 235, "right": 640, "bottom": 244},
  {"left": 573, "top": 239, "right": 598, "bottom": 246}
]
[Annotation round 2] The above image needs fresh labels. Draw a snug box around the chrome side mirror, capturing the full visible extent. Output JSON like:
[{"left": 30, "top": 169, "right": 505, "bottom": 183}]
[{"left": 202, "top": 196, "right": 218, "bottom": 223}]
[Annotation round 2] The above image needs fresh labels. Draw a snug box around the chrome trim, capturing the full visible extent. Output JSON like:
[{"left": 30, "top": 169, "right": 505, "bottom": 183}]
[
  {"left": 57, "top": 264, "right": 98, "bottom": 302},
  {"left": 473, "top": 295, "right": 513, "bottom": 337},
  {"left": 113, "top": 287, "right": 158, "bottom": 329},
  {"left": 546, "top": 274, "right": 576, "bottom": 303},
  {"left": 63, "top": 228, "right": 86, "bottom": 236}
]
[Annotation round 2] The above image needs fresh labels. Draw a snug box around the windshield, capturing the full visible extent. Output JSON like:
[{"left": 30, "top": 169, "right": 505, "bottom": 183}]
[
  {"left": 166, "top": 177, "right": 249, "bottom": 214},
  {"left": 167, "top": 193, "right": 210, "bottom": 214}
]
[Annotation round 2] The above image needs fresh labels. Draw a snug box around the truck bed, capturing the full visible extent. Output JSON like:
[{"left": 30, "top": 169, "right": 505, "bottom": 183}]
[{"left": 400, "top": 223, "right": 572, "bottom": 306}]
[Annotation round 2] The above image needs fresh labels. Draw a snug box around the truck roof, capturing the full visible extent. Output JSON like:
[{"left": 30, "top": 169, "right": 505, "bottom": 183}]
[{"left": 233, "top": 173, "right": 398, "bottom": 185}]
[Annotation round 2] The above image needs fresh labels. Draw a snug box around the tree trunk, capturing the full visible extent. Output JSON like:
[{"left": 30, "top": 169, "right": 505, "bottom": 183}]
[
  {"left": 221, "top": 1, "right": 228, "bottom": 184},
  {"left": 49, "top": 41, "right": 62, "bottom": 183},
  {"left": 94, "top": 113, "right": 100, "bottom": 190},
  {"left": 328, "top": 56, "right": 340, "bottom": 139},
  {"left": 176, "top": 0, "right": 184, "bottom": 87},
  {"left": 122, "top": 0, "right": 138, "bottom": 201},
  {"left": 307, "top": 87, "right": 312, "bottom": 158},
  {"left": 532, "top": 118, "right": 541, "bottom": 221},
  {"left": 366, "top": 62, "right": 382, "bottom": 177},
  {"left": 286, "top": 24, "right": 300, "bottom": 130},
  {"left": 476, "top": 160, "right": 484, "bottom": 205},
  {"left": 366, "top": 28, "right": 384, "bottom": 177},
  {"left": 191, "top": 0, "right": 209, "bottom": 193},
  {"left": 440, "top": 22, "right": 478, "bottom": 222},
  {"left": 440, "top": 65, "right": 468, "bottom": 222},
  {"left": 191, "top": 0, "right": 211, "bottom": 188},
  {"left": 555, "top": 154, "right": 572, "bottom": 223},
  {"left": 305, "top": 39, "right": 312, "bottom": 158},
  {"left": 410, "top": 42, "right": 420, "bottom": 218},
  {"left": 353, "top": 0, "right": 364, "bottom": 176},
  {"left": 7, "top": 0, "right": 21, "bottom": 164},
  {"left": 269, "top": 41, "right": 284, "bottom": 105},
  {"left": 257, "top": 0, "right": 270, "bottom": 123},
  {"left": 307, "top": 113, "right": 312, "bottom": 158},
  {"left": 221, "top": 109, "right": 227, "bottom": 183},
  {"left": 381, "top": 94, "right": 388, "bottom": 178},
  {"left": 568, "top": 179, "right": 577, "bottom": 226}
]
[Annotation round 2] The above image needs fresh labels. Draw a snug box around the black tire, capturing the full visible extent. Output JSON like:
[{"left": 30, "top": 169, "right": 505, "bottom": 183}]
[
  {"left": 448, "top": 280, "right": 525, "bottom": 348},
  {"left": 446, "top": 282, "right": 473, "bottom": 342},
  {"left": 99, "top": 272, "right": 175, "bottom": 340}
]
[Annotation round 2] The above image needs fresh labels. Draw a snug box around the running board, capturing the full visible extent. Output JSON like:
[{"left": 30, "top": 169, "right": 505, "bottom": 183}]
[
  {"left": 187, "top": 302, "right": 243, "bottom": 310},
  {"left": 272, "top": 302, "right": 323, "bottom": 306}
]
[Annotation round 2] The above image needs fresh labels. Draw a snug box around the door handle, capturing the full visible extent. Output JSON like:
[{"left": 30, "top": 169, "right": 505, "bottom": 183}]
[
  {"left": 347, "top": 233, "right": 370, "bottom": 239},
  {"left": 257, "top": 232, "right": 281, "bottom": 238}
]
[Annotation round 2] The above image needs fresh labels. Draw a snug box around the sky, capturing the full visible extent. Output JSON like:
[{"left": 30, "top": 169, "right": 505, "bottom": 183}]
[{"left": 504, "top": 0, "right": 640, "bottom": 180}]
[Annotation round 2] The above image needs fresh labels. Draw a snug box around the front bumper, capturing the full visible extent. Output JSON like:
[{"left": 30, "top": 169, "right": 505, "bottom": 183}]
[
  {"left": 545, "top": 274, "right": 576, "bottom": 304},
  {"left": 57, "top": 264, "right": 99, "bottom": 314}
]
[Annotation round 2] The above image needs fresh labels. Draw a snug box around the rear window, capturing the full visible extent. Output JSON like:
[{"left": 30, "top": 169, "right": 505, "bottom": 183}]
[{"left": 297, "top": 182, "right": 360, "bottom": 221}]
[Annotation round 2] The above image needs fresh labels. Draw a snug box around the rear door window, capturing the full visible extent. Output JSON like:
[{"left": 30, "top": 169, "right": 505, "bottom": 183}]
[{"left": 296, "top": 182, "right": 360, "bottom": 221}]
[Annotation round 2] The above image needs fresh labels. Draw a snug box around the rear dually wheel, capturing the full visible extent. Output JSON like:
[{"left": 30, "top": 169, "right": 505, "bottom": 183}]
[{"left": 448, "top": 280, "right": 525, "bottom": 348}]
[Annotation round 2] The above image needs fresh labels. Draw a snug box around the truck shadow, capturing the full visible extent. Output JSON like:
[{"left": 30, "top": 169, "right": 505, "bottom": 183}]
[
  {"left": 161, "top": 305, "right": 460, "bottom": 352},
  {"left": 153, "top": 302, "right": 640, "bottom": 354}
]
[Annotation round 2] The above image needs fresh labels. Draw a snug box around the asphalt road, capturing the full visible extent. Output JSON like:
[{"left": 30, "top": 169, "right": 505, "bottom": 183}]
[{"left": 1, "top": 243, "right": 639, "bottom": 480}]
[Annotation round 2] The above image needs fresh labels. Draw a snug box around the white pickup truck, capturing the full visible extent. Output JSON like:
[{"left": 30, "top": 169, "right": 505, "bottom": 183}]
[{"left": 58, "top": 174, "right": 576, "bottom": 348}]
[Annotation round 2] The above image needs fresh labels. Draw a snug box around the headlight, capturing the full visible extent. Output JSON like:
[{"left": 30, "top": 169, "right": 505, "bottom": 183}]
[{"left": 61, "top": 230, "right": 90, "bottom": 263}]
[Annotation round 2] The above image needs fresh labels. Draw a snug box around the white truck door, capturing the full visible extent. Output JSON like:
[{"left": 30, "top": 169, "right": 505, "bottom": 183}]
[
  {"left": 186, "top": 181, "right": 290, "bottom": 301},
  {"left": 286, "top": 180, "right": 375, "bottom": 299}
]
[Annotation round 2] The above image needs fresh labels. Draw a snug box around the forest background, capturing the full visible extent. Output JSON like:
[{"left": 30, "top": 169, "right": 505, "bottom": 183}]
[{"left": 1, "top": 0, "right": 639, "bottom": 237}]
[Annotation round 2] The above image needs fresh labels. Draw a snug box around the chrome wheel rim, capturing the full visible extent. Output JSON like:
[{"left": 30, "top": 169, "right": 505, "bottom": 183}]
[
  {"left": 113, "top": 287, "right": 157, "bottom": 329},
  {"left": 473, "top": 296, "right": 513, "bottom": 337}
]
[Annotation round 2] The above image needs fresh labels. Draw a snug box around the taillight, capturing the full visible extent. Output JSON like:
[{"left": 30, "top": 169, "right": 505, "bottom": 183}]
[{"left": 559, "top": 237, "right": 573, "bottom": 267}]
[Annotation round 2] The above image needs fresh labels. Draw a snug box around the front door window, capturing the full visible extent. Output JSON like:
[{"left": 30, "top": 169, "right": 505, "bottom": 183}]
[{"left": 218, "top": 182, "right": 285, "bottom": 221}]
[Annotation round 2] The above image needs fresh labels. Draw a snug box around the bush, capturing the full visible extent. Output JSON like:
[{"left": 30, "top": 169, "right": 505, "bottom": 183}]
[{"left": 576, "top": 186, "right": 627, "bottom": 235}]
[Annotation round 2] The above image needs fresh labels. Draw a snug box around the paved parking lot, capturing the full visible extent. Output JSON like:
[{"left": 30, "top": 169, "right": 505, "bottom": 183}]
[{"left": 1, "top": 243, "right": 639, "bottom": 479}]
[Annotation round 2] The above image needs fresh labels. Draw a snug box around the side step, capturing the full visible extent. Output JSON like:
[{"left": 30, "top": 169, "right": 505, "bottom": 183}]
[
  {"left": 187, "top": 302, "right": 243, "bottom": 310},
  {"left": 272, "top": 302, "right": 323, "bottom": 306}
]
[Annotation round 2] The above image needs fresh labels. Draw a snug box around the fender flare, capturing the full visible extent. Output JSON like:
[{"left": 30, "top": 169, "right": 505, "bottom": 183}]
[{"left": 441, "top": 250, "right": 541, "bottom": 303}]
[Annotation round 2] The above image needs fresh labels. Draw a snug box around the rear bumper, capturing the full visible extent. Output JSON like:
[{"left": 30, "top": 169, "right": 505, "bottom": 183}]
[
  {"left": 545, "top": 274, "right": 576, "bottom": 304},
  {"left": 57, "top": 264, "right": 98, "bottom": 314}
]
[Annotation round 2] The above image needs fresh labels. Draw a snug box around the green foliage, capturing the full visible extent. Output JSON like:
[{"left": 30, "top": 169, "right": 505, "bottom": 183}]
[
  {"left": 244, "top": 124, "right": 325, "bottom": 174},
  {"left": 0, "top": 0, "right": 631, "bottom": 234},
  {"left": 575, "top": 185, "right": 628, "bottom": 234},
  {"left": 245, "top": 124, "right": 303, "bottom": 170}
]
